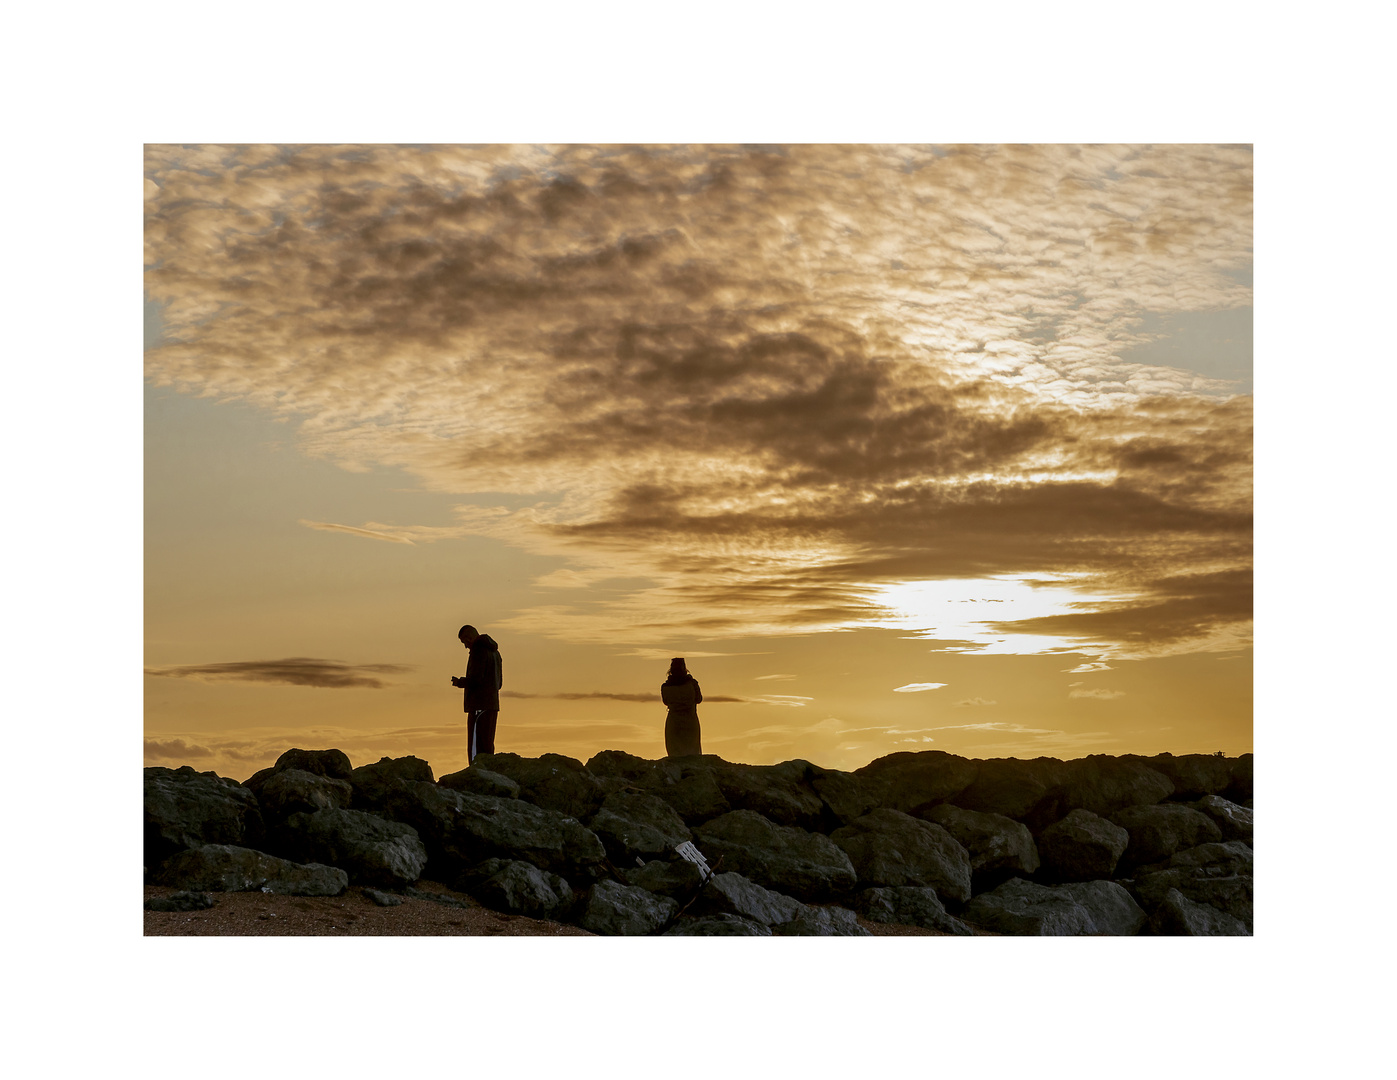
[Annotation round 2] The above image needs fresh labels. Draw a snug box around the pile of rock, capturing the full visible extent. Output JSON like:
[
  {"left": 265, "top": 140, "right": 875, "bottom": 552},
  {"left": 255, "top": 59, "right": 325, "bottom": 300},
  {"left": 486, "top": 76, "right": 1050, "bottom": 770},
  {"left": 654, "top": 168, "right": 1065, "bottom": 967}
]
[{"left": 144, "top": 747, "right": 1253, "bottom": 935}]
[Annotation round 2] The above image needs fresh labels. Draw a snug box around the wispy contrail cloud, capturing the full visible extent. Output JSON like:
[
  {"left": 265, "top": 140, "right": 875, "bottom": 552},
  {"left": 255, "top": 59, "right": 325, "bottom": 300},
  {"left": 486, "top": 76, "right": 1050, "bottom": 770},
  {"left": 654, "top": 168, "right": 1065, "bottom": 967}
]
[
  {"left": 145, "top": 658, "right": 414, "bottom": 689},
  {"left": 299, "top": 520, "right": 415, "bottom": 544}
]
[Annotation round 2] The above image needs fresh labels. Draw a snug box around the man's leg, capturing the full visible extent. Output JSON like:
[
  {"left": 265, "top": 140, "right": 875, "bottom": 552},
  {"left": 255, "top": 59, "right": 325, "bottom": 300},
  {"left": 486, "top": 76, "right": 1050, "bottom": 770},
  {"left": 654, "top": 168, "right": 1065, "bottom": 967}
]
[
  {"left": 477, "top": 710, "right": 499, "bottom": 757},
  {"left": 467, "top": 709, "right": 478, "bottom": 764}
]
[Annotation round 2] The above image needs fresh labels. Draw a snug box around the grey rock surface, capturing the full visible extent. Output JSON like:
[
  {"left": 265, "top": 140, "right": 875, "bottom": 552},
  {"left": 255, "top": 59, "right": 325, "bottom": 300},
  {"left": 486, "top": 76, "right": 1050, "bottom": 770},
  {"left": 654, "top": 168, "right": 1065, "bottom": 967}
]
[
  {"left": 830, "top": 809, "right": 972, "bottom": 903},
  {"left": 694, "top": 809, "right": 857, "bottom": 902},
  {"left": 145, "top": 766, "right": 265, "bottom": 867},
  {"left": 155, "top": 843, "right": 348, "bottom": 895},
  {"left": 770, "top": 905, "right": 870, "bottom": 936},
  {"left": 1147, "top": 887, "right": 1251, "bottom": 936},
  {"left": 578, "top": 879, "right": 677, "bottom": 935},
  {"left": 1037, "top": 809, "right": 1130, "bottom": 882},
  {"left": 281, "top": 808, "right": 427, "bottom": 888},
  {"left": 962, "top": 877, "right": 1144, "bottom": 936},
  {"left": 1110, "top": 803, "right": 1223, "bottom": 869},
  {"left": 438, "top": 766, "right": 521, "bottom": 800},
  {"left": 920, "top": 803, "right": 1039, "bottom": 879},
  {"left": 1192, "top": 794, "right": 1253, "bottom": 843},
  {"left": 853, "top": 751, "right": 978, "bottom": 814},
  {"left": 588, "top": 789, "right": 692, "bottom": 862},
  {"left": 473, "top": 858, "right": 575, "bottom": 919},
  {"left": 664, "top": 913, "right": 773, "bottom": 936},
  {"left": 473, "top": 752, "right": 609, "bottom": 821},
  {"left": 257, "top": 768, "right": 353, "bottom": 823},
  {"left": 691, "top": 872, "right": 806, "bottom": 926},
  {"left": 855, "top": 886, "right": 974, "bottom": 935}
]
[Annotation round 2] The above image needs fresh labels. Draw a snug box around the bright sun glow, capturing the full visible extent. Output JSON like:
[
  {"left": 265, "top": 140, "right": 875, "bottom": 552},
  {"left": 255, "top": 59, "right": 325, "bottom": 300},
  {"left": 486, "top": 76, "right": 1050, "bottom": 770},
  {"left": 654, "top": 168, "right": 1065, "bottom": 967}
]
[{"left": 863, "top": 574, "right": 1119, "bottom": 656}]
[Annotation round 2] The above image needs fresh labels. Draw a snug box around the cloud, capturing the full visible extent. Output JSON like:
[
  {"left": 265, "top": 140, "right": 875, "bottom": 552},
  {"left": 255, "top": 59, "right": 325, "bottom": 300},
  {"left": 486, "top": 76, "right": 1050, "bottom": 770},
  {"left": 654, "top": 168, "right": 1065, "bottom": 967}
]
[
  {"left": 953, "top": 698, "right": 998, "bottom": 707},
  {"left": 755, "top": 674, "right": 796, "bottom": 681},
  {"left": 145, "top": 145, "right": 1251, "bottom": 655},
  {"left": 299, "top": 519, "right": 416, "bottom": 544},
  {"left": 500, "top": 690, "right": 750, "bottom": 703},
  {"left": 1068, "top": 687, "right": 1126, "bottom": 699},
  {"left": 143, "top": 737, "right": 214, "bottom": 760},
  {"left": 892, "top": 683, "right": 948, "bottom": 693},
  {"left": 145, "top": 658, "right": 413, "bottom": 689},
  {"left": 1064, "top": 661, "right": 1113, "bottom": 674}
]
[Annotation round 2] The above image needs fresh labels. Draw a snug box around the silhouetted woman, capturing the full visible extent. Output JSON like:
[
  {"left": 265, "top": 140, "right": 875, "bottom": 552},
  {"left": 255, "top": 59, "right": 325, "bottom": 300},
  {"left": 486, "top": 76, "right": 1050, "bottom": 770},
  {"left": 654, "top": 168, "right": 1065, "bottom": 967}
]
[{"left": 661, "top": 657, "right": 703, "bottom": 758}]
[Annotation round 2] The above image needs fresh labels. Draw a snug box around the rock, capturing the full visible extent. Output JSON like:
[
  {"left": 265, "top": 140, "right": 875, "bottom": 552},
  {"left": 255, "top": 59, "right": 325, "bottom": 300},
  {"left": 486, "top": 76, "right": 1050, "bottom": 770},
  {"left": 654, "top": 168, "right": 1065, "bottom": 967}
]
[
  {"left": 588, "top": 790, "right": 692, "bottom": 863},
  {"left": 585, "top": 750, "right": 660, "bottom": 783},
  {"left": 855, "top": 887, "right": 974, "bottom": 935},
  {"left": 280, "top": 808, "right": 428, "bottom": 888},
  {"left": 962, "top": 878, "right": 1144, "bottom": 936},
  {"left": 145, "top": 890, "right": 217, "bottom": 912},
  {"left": 1193, "top": 794, "right": 1253, "bottom": 843},
  {"left": 664, "top": 914, "right": 773, "bottom": 936},
  {"left": 380, "top": 781, "right": 605, "bottom": 880},
  {"left": 830, "top": 809, "right": 972, "bottom": 903},
  {"left": 472, "top": 753, "right": 609, "bottom": 820},
  {"left": 1037, "top": 809, "right": 1130, "bottom": 882},
  {"left": 578, "top": 879, "right": 677, "bottom": 935},
  {"left": 1147, "top": 887, "right": 1251, "bottom": 936},
  {"left": 641, "top": 763, "right": 732, "bottom": 825},
  {"left": 625, "top": 858, "right": 707, "bottom": 900},
  {"left": 1057, "top": 756, "right": 1174, "bottom": 819},
  {"left": 1225, "top": 754, "right": 1253, "bottom": 802},
  {"left": 771, "top": 905, "right": 870, "bottom": 936},
  {"left": 144, "top": 766, "right": 265, "bottom": 867},
  {"left": 1053, "top": 880, "right": 1148, "bottom": 936},
  {"left": 710, "top": 760, "right": 827, "bottom": 830},
  {"left": 919, "top": 804, "right": 1039, "bottom": 884},
  {"left": 950, "top": 757, "right": 1071, "bottom": 825},
  {"left": 256, "top": 769, "right": 353, "bottom": 824},
  {"left": 472, "top": 859, "right": 575, "bottom": 919},
  {"left": 365, "top": 888, "right": 405, "bottom": 906},
  {"left": 1131, "top": 753, "right": 1234, "bottom": 799},
  {"left": 350, "top": 756, "right": 435, "bottom": 809},
  {"left": 438, "top": 766, "right": 520, "bottom": 800},
  {"left": 694, "top": 809, "right": 857, "bottom": 902},
  {"left": 268, "top": 748, "right": 354, "bottom": 781},
  {"left": 1110, "top": 804, "right": 1223, "bottom": 869},
  {"left": 1158, "top": 841, "right": 1254, "bottom": 876},
  {"left": 854, "top": 751, "right": 978, "bottom": 814},
  {"left": 1129, "top": 868, "right": 1253, "bottom": 931},
  {"left": 154, "top": 844, "right": 348, "bottom": 895},
  {"left": 691, "top": 872, "right": 806, "bottom": 927},
  {"left": 807, "top": 767, "right": 882, "bottom": 828}
]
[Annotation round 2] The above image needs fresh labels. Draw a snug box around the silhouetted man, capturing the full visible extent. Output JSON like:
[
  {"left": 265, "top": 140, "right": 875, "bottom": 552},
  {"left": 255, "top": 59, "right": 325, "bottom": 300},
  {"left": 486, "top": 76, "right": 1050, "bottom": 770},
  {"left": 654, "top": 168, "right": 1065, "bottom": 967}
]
[{"left": 451, "top": 624, "right": 502, "bottom": 763}]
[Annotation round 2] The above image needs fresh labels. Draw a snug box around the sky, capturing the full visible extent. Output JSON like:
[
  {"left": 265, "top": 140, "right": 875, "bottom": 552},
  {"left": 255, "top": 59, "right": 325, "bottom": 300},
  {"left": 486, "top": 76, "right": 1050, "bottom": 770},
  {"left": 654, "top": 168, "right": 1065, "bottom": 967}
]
[{"left": 144, "top": 143, "right": 1252, "bottom": 779}]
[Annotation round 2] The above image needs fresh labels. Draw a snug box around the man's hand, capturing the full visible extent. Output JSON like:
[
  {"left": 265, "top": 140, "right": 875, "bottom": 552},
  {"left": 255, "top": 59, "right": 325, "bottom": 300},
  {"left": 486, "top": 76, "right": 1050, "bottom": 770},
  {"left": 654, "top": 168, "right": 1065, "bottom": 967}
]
[{"left": 451, "top": 676, "right": 466, "bottom": 688}]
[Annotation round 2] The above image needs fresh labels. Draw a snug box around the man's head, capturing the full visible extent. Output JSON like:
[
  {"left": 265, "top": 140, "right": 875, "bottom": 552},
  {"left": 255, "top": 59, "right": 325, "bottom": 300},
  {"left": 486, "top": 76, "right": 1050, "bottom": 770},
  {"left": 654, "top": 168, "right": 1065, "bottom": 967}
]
[{"left": 458, "top": 624, "right": 479, "bottom": 647}]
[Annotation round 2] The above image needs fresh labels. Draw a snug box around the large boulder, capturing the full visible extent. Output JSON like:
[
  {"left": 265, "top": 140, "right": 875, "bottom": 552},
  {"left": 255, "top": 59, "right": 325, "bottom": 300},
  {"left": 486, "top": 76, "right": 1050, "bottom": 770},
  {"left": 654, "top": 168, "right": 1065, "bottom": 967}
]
[
  {"left": 279, "top": 808, "right": 427, "bottom": 888},
  {"left": 1192, "top": 795, "right": 1253, "bottom": 843},
  {"left": 349, "top": 756, "right": 434, "bottom": 810},
  {"left": 709, "top": 760, "right": 827, "bottom": 831},
  {"left": 949, "top": 757, "right": 1070, "bottom": 825},
  {"left": 1110, "top": 803, "right": 1223, "bottom": 870},
  {"left": 470, "top": 859, "right": 575, "bottom": 920},
  {"left": 588, "top": 790, "right": 692, "bottom": 863},
  {"left": 1057, "top": 756, "right": 1174, "bottom": 819},
  {"left": 855, "top": 887, "right": 974, "bottom": 935},
  {"left": 578, "top": 880, "right": 677, "bottom": 935},
  {"left": 262, "top": 748, "right": 354, "bottom": 782},
  {"left": 1036, "top": 809, "right": 1130, "bottom": 882},
  {"left": 379, "top": 781, "right": 606, "bottom": 880},
  {"left": 144, "top": 766, "right": 265, "bottom": 867},
  {"left": 771, "top": 906, "right": 870, "bottom": 936},
  {"left": 854, "top": 751, "right": 978, "bottom": 815},
  {"left": 830, "top": 809, "right": 972, "bottom": 903},
  {"left": 918, "top": 804, "right": 1039, "bottom": 885},
  {"left": 587, "top": 753, "right": 735, "bottom": 826},
  {"left": 806, "top": 767, "right": 882, "bottom": 829},
  {"left": 690, "top": 872, "right": 806, "bottom": 927},
  {"left": 625, "top": 858, "right": 707, "bottom": 900},
  {"left": 154, "top": 843, "right": 348, "bottom": 896},
  {"left": 1147, "top": 888, "right": 1251, "bottom": 936},
  {"left": 438, "top": 766, "right": 520, "bottom": 800},
  {"left": 256, "top": 768, "right": 353, "bottom": 824},
  {"left": 1130, "top": 753, "right": 1234, "bottom": 799},
  {"left": 693, "top": 809, "right": 858, "bottom": 902},
  {"left": 1129, "top": 868, "right": 1253, "bottom": 932},
  {"left": 473, "top": 753, "right": 609, "bottom": 820},
  {"left": 1157, "top": 841, "right": 1254, "bottom": 877},
  {"left": 962, "top": 878, "right": 1145, "bottom": 936}
]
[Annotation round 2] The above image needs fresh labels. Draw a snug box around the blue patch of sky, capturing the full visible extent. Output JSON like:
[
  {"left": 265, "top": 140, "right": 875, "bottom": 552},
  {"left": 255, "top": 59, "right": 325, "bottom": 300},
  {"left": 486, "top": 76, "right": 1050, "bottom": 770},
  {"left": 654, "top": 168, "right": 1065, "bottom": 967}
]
[{"left": 1119, "top": 307, "right": 1253, "bottom": 393}]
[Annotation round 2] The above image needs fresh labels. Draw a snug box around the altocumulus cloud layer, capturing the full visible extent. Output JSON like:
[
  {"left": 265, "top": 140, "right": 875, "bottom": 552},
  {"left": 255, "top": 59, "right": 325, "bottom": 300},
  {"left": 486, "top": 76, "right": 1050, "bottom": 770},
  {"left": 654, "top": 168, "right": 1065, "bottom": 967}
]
[{"left": 145, "top": 145, "right": 1251, "bottom": 661}]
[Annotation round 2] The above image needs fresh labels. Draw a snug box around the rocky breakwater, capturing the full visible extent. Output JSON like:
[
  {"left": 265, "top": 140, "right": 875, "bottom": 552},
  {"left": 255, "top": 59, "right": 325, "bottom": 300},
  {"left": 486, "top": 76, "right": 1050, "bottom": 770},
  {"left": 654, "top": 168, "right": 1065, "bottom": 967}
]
[{"left": 144, "top": 747, "right": 1253, "bottom": 936}]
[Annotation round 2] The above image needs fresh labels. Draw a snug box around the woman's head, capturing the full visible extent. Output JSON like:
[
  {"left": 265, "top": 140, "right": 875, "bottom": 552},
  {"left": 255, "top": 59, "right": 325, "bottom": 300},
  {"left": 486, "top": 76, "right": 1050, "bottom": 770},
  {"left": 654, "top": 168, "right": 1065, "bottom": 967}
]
[{"left": 668, "top": 657, "right": 688, "bottom": 678}]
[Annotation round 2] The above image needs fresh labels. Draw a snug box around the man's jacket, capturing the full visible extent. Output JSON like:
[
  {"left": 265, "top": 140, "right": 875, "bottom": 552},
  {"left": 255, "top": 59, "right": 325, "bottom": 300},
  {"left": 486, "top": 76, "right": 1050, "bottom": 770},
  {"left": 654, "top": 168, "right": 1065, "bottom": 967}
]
[{"left": 463, "top": 634, "right": 503, "bottom": 712}]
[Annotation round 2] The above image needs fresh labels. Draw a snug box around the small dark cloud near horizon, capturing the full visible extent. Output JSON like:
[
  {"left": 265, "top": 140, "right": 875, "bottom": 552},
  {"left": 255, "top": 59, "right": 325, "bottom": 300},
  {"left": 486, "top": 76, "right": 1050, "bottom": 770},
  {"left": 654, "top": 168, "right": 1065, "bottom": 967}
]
[{"left": 145, "top": 657, "right": 414, "bottom": 689}]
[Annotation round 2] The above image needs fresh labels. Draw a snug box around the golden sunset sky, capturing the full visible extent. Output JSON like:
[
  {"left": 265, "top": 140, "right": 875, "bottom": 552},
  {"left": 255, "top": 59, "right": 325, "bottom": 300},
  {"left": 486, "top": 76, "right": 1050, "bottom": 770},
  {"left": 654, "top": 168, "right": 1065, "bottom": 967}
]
[{"left": 144, "top": 143, "right": 1252, "bottom": 779}]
